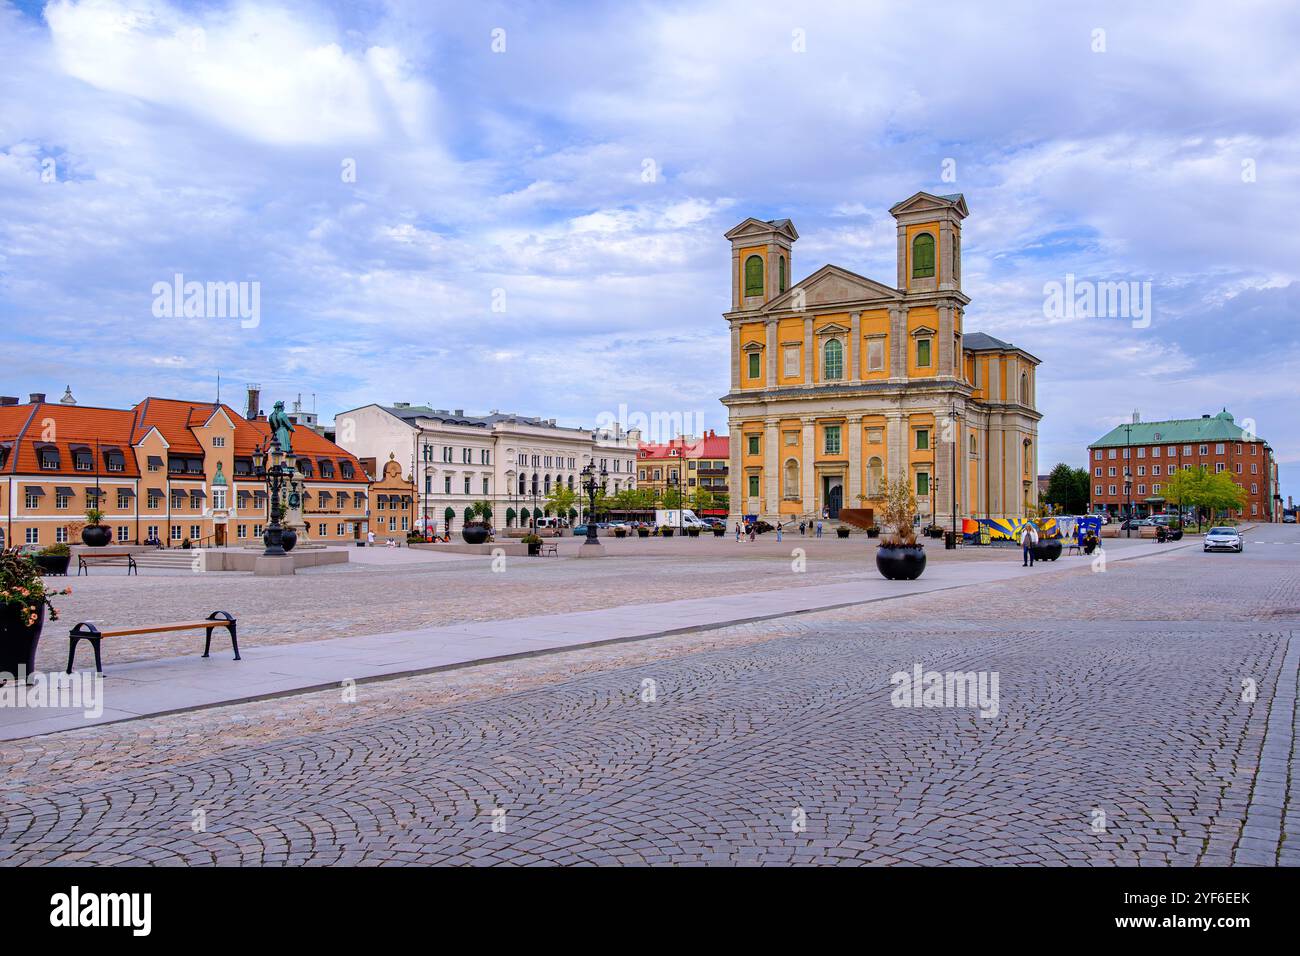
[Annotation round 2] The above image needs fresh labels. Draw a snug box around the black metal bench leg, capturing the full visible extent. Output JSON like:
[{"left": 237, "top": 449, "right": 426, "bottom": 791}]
[
  {"left": 203, "top": 627, "right": 213, "bottom": 658},
  {"left": 90, "top": 638, "right": 102, "bottom": 674},
  {"left": 67, "top": 636, "right": 80, "bottom": 675},
  {"left": 229, "top": 623, "right": 241, "bottom": 660}
]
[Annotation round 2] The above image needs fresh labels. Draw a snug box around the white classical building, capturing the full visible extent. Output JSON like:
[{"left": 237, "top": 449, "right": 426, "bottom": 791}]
[{"left": 334, "top": 404, "right": 637, "bottom": 531}]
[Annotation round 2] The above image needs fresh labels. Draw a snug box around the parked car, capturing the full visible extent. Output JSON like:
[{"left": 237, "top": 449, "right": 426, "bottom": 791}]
[
  {"left": 1203, "top": 527, "right": 1244, "bottom": 553},
  {"left": 1284, "top": 514, "right": 1297, "bottom": 524}
]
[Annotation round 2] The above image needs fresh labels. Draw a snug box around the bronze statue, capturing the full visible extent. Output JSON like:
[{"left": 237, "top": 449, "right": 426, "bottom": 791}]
[{"left": 268, "top": 400, "right": 295, "bottom": 454}]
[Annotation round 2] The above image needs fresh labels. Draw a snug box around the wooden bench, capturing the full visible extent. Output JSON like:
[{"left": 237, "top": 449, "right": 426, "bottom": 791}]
[
  {"left": 77, "top": 551, "right": 138, "bottom": 576},
  {"left": 67, "top": 611, "right": 239, "bottom": 674}
]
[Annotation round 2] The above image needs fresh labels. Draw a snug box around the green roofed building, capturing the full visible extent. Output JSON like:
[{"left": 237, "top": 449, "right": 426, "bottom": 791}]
[{"left": 1087, "top": 409, "right": 1279, "bottom": 521}]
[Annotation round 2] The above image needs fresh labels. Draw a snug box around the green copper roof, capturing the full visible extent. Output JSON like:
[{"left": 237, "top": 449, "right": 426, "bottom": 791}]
[{"left": 1090, "top": 410, "right": 1255, "bottom": 447}]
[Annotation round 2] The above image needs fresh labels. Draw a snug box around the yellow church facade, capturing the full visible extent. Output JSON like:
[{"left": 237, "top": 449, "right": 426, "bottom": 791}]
[{"left": 720, "top": 192, "right": 1042, "bottom": 528}]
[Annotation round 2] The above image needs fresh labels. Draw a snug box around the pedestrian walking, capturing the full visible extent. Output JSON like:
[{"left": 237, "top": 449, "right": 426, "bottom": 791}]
[
  {"left": 776, "top": 522, "right": 783, "bottom": 542},
  {"left": 1020, "top": 523, "right": 1039, "bottom": 567},
  {"left": 815, "top": 520, "right": 823, "bottom": 538},
  {"left": 799, "top": 520, "right": 806, "bottom": 536},
  {"left": 735, "top": 523, "right": 742, "bottom": 542}
]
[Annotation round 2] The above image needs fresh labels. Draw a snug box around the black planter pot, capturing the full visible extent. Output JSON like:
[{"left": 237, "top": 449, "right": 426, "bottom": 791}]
[
  {"left": 0, "top": 603, "right": 44, "bottom": 681},
  {"left": 81, "top": 525, "right": 111, "bottom": 548},
  {"left": 661, "top": 528, "right": 674, "bottom": 537},
  {"left": 1169, "top": 529, "right": 1183, "bottom": 541},
  {"left": 35, "top": 554, "right": 70, "bottom": 576},
  {"left": 527, "top": 541, "right": 541, "bottom": 556},
  {"left": 712, "top": 527, "right": 725, "bottom": 536},
  {"left": 866, "top": 528, "right": 880, "bottom": 538},
  {"left": 462, "top": 524, "right": 490, "bottom": 545},
  {"left": 637, "top": 528, "right": 650, "bottom": 538},
  {"left": 876, "top": 544, "right": 927, "bottom": 580},
  {"left": 836, "top": 527, "right": 850, "bottom": 538},
  {"left": 687, "top": 527, "right": 700, "bottom": 537},
  {"left": 1031, "top": 540, "right": 1063, "bottom": 562}
]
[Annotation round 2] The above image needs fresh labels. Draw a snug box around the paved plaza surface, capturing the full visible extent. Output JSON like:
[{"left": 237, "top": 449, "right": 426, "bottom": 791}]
[{"left": 1, "top": 525, "right": 1297, "bottom": 865}]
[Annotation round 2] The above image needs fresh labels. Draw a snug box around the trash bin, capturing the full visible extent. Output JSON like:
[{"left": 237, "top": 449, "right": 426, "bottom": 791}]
[{"left": 944, "top": 531, "right": 957, "bottom": 550}]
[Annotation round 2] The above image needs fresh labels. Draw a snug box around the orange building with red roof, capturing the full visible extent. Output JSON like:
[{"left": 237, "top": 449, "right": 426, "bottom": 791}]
[{"left": 0, "top": 391, "right": 370, "bottom": 550}]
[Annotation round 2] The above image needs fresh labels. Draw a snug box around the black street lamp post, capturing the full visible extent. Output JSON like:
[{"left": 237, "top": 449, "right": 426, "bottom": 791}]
[
  {"left": 1124, "top": 472, "right": 1133, "bottom": 538},
  {"left": 581, "top": 463, "right": 607, "bottom": 545},
  {"left": 252, "top": 439, "right": 292, "bottom": 556},
  {"left": 668, "top": 474, "right": 681, "bottom": 537}
]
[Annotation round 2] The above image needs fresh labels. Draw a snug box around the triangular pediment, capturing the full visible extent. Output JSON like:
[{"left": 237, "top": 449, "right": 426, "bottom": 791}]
[
  {"left": 816, "top": 322, "right": 851, "bottom": 334},
  {"left": 763, "top": 264, "right": 900, "bottom": 313},
  {"left": 889, "top": 191, "right": 969, "bottom": 218},
  {"left": 910, "top": 325, "right": 938, "bottom": 337},
  {"left": 725, "top": 217, "right": 800, "bottom": 243}
]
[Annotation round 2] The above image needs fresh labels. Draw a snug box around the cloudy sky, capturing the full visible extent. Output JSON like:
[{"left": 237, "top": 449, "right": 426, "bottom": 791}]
[{"left": 2, "top": 0, "right": 1297, "bottom": 496}]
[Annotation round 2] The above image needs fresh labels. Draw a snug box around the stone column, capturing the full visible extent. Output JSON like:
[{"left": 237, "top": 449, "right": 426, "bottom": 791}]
[
  {"left": 764, "top": 417, "right": 779, "bottom": 519},
  {"left": 886, "top": 411, "right": 907, "bottom": 482},
  {"left": 847, "top": 414, "right": 863, "bottom": 507},
  {"left": 728, "top": 414, "right": 744, "bottom": 523},
  {"left": 803, "top": 318, "right": 814, "bottom": 385},
  {"left": 730, "top": 324, "right": 740, "bottom": 391},
  {"left": 731, "top": 249, "right": 741, "bottom": 311},
  {"left": 801, "top": 416, "right": 816, "bottom": 512},
  {"left": 849, "top": 312, "right": 861, "bottom": 382},
  {"left": 939, "top": 220, "right": 953, "bottom": 290},
  {"left": 766, "top": 319, "right": 778, "bottom": 386},
  {"left": 889, "top": 305, "right": 907, "bottom": 378}
]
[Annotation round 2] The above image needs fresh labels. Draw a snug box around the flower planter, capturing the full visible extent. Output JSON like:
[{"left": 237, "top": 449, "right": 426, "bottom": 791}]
[
  {"left": 1169, "top": 529, "right": 1183, "bottom": 541},
  {"left": 461, "top": 524, "right": 490, "bottom": 545},
  {"left": 80, "top": 525, "right": 112, "bottom": 548},
  {"left": 686, "top": 527, "right": 700, "bottom": 537},
  {"left": 866, "top": 528, "right": 880, "bottom": 538},
  {"left": 875, "top": 544, "right": 927, "bottom": 580},
  {"left": 526, "top": 541, "right": 541, "bottom": 556},
  {"left": 1031, "top": 540, "right": 1062, "bottom": 562},
  {"left": 661, "top": 528, "right": 674, "bottom": 537},
  {"left": 35, "top": 554, "right": 70, "bottom": 576},
  {"left": 637, "top": 528, "right": 650, "bottom": 538},
  {"left": 836, "top": 527, "right": 850, "bottom": 538},
  {"left": 712, "top": 527, "right": 725, "bottom": 536},
  {"left": 0, "top": 603, "right": 43, "bottom": 681},
  {"left": 614, "top": 528, "right": 628, "bottom": 538}
]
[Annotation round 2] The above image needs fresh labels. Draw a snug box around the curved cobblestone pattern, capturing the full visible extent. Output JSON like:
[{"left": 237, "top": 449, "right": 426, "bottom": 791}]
[{"left": 0, "top": 619, "right": 1287, "bottom": 865}]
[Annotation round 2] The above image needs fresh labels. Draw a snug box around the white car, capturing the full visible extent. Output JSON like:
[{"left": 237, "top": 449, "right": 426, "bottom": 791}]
[{"left": 1203, "top": 527, "right": 1243, "bottom": 553}]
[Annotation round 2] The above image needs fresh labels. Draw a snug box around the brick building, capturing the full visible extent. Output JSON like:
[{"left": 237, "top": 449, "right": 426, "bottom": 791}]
[
  {"left": 637, "top": 430, "right": 730, "bottom": 504},
  {"left": 1087, "top": 409, "right": 1280, "bottom": 522}
]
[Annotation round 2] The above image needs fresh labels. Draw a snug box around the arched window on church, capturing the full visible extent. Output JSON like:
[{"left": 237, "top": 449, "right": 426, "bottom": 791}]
[
  {"left": 866, "top": 457, "right": 884, "bottom": 498},
  {"left": 783, "top": 458, "right": 800, "bottom": 499},
  {"left": 912, "top": 233, "right": 935, "bottom": 279},
  {"left": 1020, "top": 372, "right": 1029, "bottom": 404},
  {"left": 744, "top": 255, "right": 764, "bottom": 296},
  {"left": 823, "top": 338, "right": 844, "bottom": 380},
  {"left": 969, "top": 433, "right": 977, "bottom": 456}
]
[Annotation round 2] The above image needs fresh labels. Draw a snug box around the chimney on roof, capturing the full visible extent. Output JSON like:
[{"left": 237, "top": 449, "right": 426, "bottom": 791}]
[
  {"left": 29, "top": 393, "right": 46, "bottom": 404},
  {"left": 454, "top": 409, "right": 464, "bottom": 417},
  {"left": 245, "top": 384, "right": 261, "bottom": 421},
  {"left": 0, "top": 396, "right": 18, "bottom": 406},
  {"left": 1131, "top": 410, "right": 1139, "bottom": 424}
]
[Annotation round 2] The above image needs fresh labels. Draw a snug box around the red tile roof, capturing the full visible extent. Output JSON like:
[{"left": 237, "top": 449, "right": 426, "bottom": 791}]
[{"left": 1, "top": 398, "right": 366, "bottom": 482}]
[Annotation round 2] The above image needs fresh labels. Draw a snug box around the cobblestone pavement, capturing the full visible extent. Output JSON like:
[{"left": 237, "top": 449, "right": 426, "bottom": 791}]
[
  {"left": 2, "top": 527, "right": 1296, "bottom": 866},
  {"left": 42, "top": 533, "right": 1098, "bottom": 672}
]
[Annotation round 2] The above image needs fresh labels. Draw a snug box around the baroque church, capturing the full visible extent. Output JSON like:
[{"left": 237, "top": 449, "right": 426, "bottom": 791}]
[{"left": 720, "top": 192, "right": 1042, "bottom": 527}]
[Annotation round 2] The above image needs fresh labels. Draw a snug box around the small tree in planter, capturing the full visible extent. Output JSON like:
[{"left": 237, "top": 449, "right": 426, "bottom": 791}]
[
  {"left": 1, "top": 552, "right": 72, "bottom": 681},
  {"left": 876, "top": 477, "right": 926, "bottom": 580},
  {"left": 522, "top": 533, "right": 542, "bottom": 556},
  {"left": 81, "top": 507, "right": 111, "bottom": 547}
]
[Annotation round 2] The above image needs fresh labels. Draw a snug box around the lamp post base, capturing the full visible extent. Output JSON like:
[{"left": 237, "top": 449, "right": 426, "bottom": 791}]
[
  {"left": 576, "top": 542, "right": 607, "bottom": 558},
  {"left": 254, "top": 555, "right": 297, "bottom": 576}
]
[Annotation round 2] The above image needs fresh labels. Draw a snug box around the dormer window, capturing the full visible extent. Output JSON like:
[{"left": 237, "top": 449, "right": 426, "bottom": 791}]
[
  {"left": 340, "top": 461, "right": 354, "bottom": 480},
  {"left": 73, "top": 448, "right": 93, "bottom": 471}
]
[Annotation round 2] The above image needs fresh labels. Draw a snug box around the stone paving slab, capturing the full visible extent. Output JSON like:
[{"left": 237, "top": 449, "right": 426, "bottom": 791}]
[{"left": 0, "top": 538, "right": 1190, "bottom": 740}]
